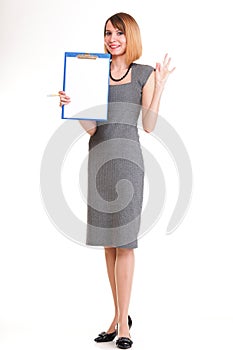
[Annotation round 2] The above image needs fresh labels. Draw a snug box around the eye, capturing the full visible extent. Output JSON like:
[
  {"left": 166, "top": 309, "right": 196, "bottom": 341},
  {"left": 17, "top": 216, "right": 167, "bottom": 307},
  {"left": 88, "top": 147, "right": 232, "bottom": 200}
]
[
  {"left": 105, "top": 31, "right": 111, "bottom": 36},
  {"left": 117, "top": 31, "right": 124, "bottom": 36}
]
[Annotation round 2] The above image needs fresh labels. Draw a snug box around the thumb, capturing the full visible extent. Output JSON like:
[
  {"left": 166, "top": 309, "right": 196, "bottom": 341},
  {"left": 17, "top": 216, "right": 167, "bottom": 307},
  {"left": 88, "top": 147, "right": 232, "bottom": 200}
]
[{"left": 156, "top": 63, "right": 160, "bottom": 71}]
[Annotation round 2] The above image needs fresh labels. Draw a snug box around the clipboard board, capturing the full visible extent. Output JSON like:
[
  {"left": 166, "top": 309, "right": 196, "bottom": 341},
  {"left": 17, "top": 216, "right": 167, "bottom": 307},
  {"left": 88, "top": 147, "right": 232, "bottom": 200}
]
[{"left": 61, "top": 52, "right": 111, "bottom": 120}]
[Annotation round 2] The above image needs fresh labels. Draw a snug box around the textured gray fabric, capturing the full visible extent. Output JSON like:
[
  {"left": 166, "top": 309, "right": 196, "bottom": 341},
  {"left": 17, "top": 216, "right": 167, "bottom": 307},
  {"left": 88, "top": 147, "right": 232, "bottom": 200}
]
[{"left": 86, "top": 63, "right": 154, "bottom": 248}]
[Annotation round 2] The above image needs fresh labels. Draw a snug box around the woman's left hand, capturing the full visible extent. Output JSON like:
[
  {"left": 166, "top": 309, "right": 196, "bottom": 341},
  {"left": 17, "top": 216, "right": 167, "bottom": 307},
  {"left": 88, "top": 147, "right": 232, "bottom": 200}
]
[{"left": 155, "top": 53, "right": 176, "bottom": 87}]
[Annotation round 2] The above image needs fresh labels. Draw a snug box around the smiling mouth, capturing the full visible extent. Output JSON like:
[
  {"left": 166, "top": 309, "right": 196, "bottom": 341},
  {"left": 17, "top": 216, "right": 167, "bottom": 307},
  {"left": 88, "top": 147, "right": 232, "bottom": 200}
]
[{"left": 109, "top": 45, "right": 120, "bottom": 49}]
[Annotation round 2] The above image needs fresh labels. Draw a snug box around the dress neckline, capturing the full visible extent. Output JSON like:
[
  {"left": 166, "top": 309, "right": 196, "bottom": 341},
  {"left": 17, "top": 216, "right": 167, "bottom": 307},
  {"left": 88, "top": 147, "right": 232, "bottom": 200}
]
[{"left": 109, "top": 63, "right": 135, "bottom": 87}]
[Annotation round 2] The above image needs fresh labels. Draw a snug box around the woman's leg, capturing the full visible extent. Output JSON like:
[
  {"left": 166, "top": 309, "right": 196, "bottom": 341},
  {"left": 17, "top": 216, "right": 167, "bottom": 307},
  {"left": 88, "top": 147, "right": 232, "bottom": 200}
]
[
  {"left": 104, "top": 247, "right": 118, "bottom": 333},
  {"left": 115, "top": 248, "right": 135, "bottom": 338}
]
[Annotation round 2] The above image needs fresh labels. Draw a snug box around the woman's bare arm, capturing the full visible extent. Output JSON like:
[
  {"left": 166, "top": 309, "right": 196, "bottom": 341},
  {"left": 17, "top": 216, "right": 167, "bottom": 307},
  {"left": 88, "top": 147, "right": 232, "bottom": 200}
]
[{"left": 142, "top": 54, "right": 175, "bottom": 133}]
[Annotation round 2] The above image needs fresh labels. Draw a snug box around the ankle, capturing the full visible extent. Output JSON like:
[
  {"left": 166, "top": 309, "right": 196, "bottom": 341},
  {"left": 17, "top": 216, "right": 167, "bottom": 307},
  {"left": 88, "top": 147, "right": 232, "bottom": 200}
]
[
  {"left": 118, "top": 323, "right": 130, "bottom": 338},
  {"left": 118, "top": 314, "right": 128, "bottom": 325}
]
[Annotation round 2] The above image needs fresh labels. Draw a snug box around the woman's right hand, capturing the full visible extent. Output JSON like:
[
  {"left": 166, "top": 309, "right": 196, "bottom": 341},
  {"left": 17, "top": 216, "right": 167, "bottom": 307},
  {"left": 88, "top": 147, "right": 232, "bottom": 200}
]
[{"left": 58, "top": 91, "right": 71, "bottom": 107}]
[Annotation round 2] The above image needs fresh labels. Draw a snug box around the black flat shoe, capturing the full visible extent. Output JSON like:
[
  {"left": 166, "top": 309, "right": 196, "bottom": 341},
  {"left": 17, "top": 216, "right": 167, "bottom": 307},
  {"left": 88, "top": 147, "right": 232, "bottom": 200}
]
[
  {"left": 94, "top": 315, "right": 132, "bottom": 343},
  {"left": 116, "top": 337, "right": 133, "bottom": 349},
  {"left": 116, "top": 316, "right": 133, "bottom": 348}
]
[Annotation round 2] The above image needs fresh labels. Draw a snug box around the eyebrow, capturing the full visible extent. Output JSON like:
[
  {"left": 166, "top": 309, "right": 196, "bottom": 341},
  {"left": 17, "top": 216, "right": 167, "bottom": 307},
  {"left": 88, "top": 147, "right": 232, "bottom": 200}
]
[{"left": 105, "top": 28, "right": 122, "bottom": 32}]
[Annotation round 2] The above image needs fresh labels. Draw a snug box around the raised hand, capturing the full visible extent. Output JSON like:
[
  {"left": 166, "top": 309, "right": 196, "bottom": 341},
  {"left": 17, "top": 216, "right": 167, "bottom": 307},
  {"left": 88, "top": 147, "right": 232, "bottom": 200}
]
[{"left": 155, "top": 53, "right": 176, "bottom": 87}]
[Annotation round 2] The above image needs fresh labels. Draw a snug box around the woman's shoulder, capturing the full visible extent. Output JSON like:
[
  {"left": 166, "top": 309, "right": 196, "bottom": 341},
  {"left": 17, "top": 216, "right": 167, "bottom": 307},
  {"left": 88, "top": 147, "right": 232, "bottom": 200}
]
[
  {"left": 132, "top": 63, "right": 154, "bottom": 86},
  {"left": 133, "top": 62, "right": 155, "bottom": 71}
]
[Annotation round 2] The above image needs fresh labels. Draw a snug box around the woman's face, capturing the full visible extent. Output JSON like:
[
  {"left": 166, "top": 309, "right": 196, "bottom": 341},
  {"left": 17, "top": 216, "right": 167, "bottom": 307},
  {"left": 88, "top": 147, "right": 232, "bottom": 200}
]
[{"left": 104, "top": 20, "right": 127, "bottom": 58}]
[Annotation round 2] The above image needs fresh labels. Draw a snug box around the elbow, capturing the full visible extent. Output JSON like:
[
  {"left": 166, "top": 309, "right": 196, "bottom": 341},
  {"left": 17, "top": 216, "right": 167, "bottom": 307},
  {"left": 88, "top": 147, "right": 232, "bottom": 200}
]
[
  {"left": 142, "top": 111, "right": 159, "bottom": 134},
  {"left": 143, "top": 127, "right": 153, "bottom": 134},
  {"left": 143, "top": 120, "right": 158, "bottom": 134},
  {"left": 88, "top": 127, "right": 97, "bottom": 136}
]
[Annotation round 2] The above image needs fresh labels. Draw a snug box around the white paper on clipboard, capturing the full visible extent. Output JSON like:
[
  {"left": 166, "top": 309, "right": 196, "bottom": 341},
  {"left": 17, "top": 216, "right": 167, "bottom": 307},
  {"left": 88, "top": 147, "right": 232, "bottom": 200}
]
[{"left": 61, "top": 52, "right": 111, "bottom": 120}]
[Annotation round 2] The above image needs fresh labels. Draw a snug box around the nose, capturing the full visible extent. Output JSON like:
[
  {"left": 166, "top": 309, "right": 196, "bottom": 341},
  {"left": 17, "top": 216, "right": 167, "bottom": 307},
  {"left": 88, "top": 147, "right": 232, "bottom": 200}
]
[{"left": 109, "top": 32, "right": 117, "bottom": 42}]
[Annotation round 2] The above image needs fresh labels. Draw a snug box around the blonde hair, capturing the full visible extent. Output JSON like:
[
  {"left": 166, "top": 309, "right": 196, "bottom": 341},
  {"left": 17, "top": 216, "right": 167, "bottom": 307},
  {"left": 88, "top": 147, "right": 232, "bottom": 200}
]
[{"left": 104, "top": 12, "right": 142, "bottom": 66}]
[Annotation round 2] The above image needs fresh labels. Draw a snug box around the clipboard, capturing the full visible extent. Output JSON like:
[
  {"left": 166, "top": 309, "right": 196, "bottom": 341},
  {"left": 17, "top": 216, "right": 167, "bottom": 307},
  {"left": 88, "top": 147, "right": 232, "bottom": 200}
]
[{"left": 61, "top": 52, "right": 111, "bottom": 120}]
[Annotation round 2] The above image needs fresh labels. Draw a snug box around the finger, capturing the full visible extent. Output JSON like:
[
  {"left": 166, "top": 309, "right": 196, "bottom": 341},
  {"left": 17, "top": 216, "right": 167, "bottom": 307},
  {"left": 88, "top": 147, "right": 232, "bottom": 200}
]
[
  {"left": 169, "top": 66, "right": 176, "bottom": 73},
  {"left": 163, "top": 53, "right": 168, "bottom": 65},
  {"left": 60, "top": 98, "right": 71, "bottom": 105},
  {"left": 166, "top": 57, "right": 171, "bottom": 67},
  {"left": 60, "top": 96, "right": 71, "bottom": 103}
]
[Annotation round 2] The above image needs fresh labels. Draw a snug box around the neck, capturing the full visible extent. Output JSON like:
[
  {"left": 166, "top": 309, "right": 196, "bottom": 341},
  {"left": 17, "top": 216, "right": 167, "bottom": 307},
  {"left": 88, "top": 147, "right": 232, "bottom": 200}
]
[{"left": 111, "top": 57, "right": 128, "bottom": 71}]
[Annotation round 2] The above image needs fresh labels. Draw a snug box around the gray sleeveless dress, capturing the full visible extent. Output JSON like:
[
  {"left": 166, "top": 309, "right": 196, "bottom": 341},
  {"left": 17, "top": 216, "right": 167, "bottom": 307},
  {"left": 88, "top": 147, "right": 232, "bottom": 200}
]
[{"left": 86, "top": 63, "right": 154, "bottom": 249}]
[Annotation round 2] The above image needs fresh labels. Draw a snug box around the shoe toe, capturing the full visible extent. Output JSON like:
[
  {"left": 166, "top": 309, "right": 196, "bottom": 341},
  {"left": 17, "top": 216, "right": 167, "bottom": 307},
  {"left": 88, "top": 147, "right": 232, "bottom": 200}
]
[{"left": 116, "top": 337, "right": 133, "bottom": 349}]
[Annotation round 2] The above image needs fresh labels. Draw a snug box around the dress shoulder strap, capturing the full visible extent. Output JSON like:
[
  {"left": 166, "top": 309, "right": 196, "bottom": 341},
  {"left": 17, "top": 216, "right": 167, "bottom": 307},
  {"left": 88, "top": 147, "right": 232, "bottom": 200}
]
[{"left": 132, "top": 63, "right": 155, "bottom": 88}]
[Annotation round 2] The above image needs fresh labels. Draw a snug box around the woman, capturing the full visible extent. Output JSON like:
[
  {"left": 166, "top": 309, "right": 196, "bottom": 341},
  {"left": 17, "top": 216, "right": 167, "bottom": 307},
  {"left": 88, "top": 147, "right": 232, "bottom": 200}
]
[{"left": 59, "top": 12, "right": 175, "bottom": 349}]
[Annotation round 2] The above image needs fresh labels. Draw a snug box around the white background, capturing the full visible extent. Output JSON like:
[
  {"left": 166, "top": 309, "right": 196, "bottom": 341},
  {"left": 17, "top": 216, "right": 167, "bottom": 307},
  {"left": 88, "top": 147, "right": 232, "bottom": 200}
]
[{"left": 1, "top": 0, "right": 233, "bottom": 349}]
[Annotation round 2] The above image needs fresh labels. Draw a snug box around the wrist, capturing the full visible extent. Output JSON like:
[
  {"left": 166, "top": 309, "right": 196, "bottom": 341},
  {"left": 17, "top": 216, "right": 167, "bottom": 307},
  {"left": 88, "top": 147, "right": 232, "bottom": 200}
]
[
  {"left": 154, "top": 81, "right": 165, "bottom": 95},
  {"left": 155, "top": 79, "right": 166, "bottom": 89}
]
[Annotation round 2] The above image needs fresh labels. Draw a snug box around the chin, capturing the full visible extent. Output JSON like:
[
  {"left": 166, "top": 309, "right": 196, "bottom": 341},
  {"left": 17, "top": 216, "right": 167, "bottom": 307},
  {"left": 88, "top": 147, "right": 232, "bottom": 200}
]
[{"left": 111, "top": 50, "right": 126, "bottom": 57}]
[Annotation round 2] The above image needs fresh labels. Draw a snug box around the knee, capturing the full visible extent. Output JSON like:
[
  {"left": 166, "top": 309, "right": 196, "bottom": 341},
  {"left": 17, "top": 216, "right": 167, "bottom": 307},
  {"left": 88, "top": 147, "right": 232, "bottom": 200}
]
[
  {"left": 116, "top": 248, "right": 134, "bottom": 257},
  {"left": 105, "top": 247, "right": 116, "bottom": 257}
]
